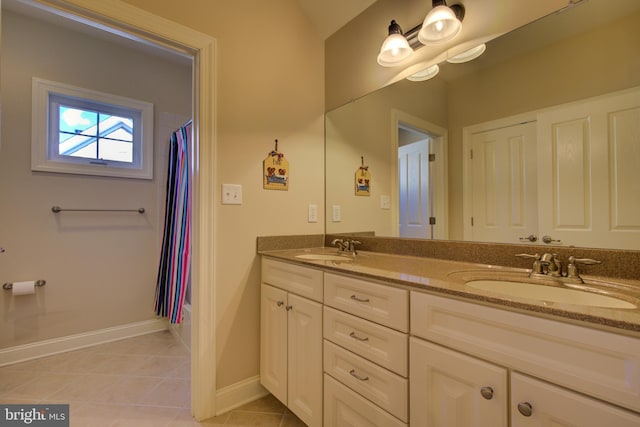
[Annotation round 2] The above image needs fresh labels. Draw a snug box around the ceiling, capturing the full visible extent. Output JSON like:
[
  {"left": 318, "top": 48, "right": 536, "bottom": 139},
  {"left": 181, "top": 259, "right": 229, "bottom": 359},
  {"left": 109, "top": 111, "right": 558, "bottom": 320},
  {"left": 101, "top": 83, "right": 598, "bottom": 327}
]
[{"left": 295, "top": 0, "right": 376, "bottom": 39}]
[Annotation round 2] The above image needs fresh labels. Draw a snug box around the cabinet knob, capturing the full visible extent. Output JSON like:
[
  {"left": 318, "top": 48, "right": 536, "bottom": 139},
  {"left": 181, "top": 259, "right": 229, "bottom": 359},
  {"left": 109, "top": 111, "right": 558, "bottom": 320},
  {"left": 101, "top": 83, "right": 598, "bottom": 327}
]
[
  {"left": 285, "top": 305, "right": 292, "bottom": 311},
  {"left": 542, "top": 235, "right": 561, "bottom": 244},
  {"left": 480, "top": 386, "right": 494, "bottom": 400},
  {"left": 517, "top": 402, "right": 533, "bottom": 417},
  {"left": 277, "top": 301, "right": 284, "bottom": 307}
]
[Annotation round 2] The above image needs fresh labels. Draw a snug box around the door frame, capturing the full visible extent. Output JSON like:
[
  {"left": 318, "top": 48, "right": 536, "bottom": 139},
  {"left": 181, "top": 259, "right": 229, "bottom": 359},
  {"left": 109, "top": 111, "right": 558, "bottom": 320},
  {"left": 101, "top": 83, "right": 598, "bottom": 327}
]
[
  {"left": 12, "top": 0, "right": 218, "bottom": 420},
  {"left": 391, "top": 109, "right": 448, "bottom": 239}
]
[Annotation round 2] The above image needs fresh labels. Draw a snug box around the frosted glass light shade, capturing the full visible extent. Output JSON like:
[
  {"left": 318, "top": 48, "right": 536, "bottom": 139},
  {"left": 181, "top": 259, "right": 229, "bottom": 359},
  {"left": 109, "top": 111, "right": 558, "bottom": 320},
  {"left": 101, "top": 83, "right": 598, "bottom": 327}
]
[
  {"left": 447, "top": 44, "right": 486, "bottom": 63},
  {"left": 418, "top": 5, "right": 462, "bottom": 44},
  {"left": 377, "top": 33, "right": 413, "bottom": 67},
  {"left": 407, "top": 64, "right": 440, "bottom": 81}
]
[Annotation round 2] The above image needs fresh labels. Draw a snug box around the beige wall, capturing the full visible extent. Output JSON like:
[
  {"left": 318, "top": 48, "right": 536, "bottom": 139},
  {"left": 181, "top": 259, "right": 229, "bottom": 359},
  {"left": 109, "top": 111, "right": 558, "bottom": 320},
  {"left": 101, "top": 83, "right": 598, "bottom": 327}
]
[
  {"left": 0, "top": 11, "right": 191, "bottom": 347},
  {"left": 120, "top": 0, "right": 326, "bottom": 389},
  {"left": 325, "top": 0, "right": 567, "bottom": 111},
  {"left": 326, "top": 78, "right": 447, "bottom": 235}
]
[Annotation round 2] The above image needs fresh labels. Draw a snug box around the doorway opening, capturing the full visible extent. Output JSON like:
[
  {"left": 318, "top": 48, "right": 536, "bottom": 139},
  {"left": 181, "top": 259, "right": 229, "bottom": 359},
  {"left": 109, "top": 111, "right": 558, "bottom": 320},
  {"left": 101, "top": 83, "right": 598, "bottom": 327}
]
[
  {"left": 1, "top": 0, "right": 217, "bottom": 420},
  {"left": 392, "top": 110, "right": 448, "bottom": 240}
]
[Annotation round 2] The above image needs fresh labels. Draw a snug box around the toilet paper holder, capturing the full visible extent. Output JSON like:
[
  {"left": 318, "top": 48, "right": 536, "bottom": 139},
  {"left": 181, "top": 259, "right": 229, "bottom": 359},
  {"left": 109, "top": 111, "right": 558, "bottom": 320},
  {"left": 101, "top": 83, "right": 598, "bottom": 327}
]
[{"left": 2, "top": 280, "right": 46, "bottom": 290}]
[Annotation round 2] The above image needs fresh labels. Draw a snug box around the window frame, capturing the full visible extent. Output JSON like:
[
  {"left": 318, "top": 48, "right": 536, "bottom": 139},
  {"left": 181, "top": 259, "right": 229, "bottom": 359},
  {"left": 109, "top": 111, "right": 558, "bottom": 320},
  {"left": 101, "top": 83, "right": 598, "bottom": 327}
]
[{"left": 32, "top": 78, "right": 154, "bottom": 179}]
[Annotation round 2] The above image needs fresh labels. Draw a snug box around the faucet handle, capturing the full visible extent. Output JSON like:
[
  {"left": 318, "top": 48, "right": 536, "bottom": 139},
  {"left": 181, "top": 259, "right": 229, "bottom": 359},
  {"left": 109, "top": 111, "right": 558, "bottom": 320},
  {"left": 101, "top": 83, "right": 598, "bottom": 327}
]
[
  {"left": 516, "top": 253, "right": 542, "bottom": 274},
  {"left": 348, "top": 240, "right": 362, "bottom": 254},
  {"left": 569, "top": 256, "right": 601, "bottom": 266},
  {"left": 567, "top": 256, "right": 601, "bottom": 281},
  {"left": 515, "top": 253, "right": 540, "bottom": 260}
]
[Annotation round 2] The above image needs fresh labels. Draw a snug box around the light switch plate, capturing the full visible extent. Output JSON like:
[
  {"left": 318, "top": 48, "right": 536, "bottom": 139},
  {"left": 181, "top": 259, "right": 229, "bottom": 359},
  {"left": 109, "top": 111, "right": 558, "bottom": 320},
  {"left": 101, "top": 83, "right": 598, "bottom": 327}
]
[
  {"left": 381, "top": 195, "right": 391, "bottom": 209},
  {"left": 222, "top": 184, "right": 242, "bottom": 205},
  {"left": 308, "top": 204, "right": 318, "bottom": 223},
  {"left": 332, "top": 205, "right": 341, "bottom": 222}
]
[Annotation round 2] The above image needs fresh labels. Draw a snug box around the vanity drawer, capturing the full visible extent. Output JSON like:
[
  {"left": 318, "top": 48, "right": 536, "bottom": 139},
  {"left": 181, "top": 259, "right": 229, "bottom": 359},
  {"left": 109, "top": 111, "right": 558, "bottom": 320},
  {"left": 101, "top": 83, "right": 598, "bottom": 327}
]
[
  {"left": 324, "top": 272, "right": 408, "bottom": 332},
  {"left": 262, "top": 258, "right": 323, "bottom": 302},
  {"left": 411, "top": 291, "right": 640, "bottom": 413},
  {"left": 324, "top": 306, "right": 408, "bottom": 376},
  {"left": 324, "top": 374, "right": 407, "bottom": 427},
  {"left": 324, "top": 340, "right": 408, "bottom": 422}
]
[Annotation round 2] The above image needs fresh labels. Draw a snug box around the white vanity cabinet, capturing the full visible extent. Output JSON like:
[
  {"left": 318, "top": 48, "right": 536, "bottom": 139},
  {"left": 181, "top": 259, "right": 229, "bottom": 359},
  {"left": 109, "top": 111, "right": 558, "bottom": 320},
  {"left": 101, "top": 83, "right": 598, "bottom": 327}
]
[
  {"left": 410, "top": 291, "right": 640, "bottom": 426},
  {"left": 323, "top": 273, "right": 409, "bottom": 426},
  {"left": 260, "top": 259, "right": 323, "bottom": 427},
  {"left": 410, "top": 337, "right": 508, "bottom": 426}
]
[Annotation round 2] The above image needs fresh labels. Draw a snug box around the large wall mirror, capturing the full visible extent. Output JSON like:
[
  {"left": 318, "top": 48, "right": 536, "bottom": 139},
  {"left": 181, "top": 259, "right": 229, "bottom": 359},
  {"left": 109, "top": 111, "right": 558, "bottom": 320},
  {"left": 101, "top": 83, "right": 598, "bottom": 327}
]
[{"left": 326, "top": 0, "right": 640, "bottom": 250}]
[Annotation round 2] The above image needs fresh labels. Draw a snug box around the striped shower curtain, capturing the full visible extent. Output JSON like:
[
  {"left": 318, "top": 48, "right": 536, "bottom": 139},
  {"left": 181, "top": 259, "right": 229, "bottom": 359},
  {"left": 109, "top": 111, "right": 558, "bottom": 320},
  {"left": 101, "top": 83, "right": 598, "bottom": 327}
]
[{"left": 154, "top": 121, "right": 192, "bottom": 324}]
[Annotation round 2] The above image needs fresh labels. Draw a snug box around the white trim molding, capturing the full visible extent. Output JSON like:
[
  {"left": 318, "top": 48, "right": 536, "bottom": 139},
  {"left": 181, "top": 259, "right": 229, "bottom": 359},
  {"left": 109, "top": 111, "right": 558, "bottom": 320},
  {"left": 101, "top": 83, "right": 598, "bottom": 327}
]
[
  {"left": 30, "top": 0, "right": 218, "bottom": 420},
  {"left": 215, "top": 376, "right": 269, "bottom": 416},
  {"left": 0, "top": 319, "right": 168, "bottom": 367}
]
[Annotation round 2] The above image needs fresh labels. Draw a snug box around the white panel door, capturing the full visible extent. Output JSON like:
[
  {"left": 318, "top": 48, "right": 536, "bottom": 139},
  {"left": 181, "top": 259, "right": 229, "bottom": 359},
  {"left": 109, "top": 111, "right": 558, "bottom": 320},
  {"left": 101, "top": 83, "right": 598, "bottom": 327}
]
[
  {"left": 537, "top": 88, "right": 640, "bottom": 249},
  {"left": 260, "top": 284, "right": 288, "bottom": 405},
  {"left": 399, "top": 139, "right": 431, "bottom": 239},
  {"left": 287, "top": 293, "right": 323, "bottom": 427},
  {"left": 511, "top": 373, "right": 640, "bottom": 427},
  {"left": 410, "top": 337, "right": 508, "bottom": 427},
  {"left": 470, "top": 122, "right": 538, "bottom": 244}
]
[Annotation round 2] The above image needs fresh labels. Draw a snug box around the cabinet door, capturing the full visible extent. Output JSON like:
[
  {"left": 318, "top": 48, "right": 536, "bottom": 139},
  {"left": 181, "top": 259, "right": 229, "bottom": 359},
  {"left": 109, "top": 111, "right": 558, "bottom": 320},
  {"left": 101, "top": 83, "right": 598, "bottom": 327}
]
[
  {"left": 288, "top": 293, "right": 323, "bottom": 427},
  {"left": 511, "top": 373, "right": 640, "bottom": 427},
  {"left": 410, "top": 337, "right": 508, "bottom": 427},
  {"left": 536, "top": 88, "right": 640, "bottom": 250},
  {"left": 260, "top": 283, "right": 288, "bottom": 405}
]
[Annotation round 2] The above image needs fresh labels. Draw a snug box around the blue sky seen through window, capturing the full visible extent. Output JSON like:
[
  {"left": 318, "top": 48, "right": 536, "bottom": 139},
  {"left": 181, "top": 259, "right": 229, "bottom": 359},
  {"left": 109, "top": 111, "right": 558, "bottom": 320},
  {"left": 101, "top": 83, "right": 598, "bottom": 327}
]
[{"left": 58, "top": 106, "right": 134, "bottom": 163}]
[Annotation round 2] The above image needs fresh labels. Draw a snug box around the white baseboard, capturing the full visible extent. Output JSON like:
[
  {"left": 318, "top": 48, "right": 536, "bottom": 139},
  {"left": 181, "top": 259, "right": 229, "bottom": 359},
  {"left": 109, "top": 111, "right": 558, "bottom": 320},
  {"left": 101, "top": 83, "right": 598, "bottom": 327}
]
[
  {"left": 215, "top": 375, "right": 269, "bottom": 416},
  {"left": 0, "top": 318, "right": 168, "bottom": 367}
]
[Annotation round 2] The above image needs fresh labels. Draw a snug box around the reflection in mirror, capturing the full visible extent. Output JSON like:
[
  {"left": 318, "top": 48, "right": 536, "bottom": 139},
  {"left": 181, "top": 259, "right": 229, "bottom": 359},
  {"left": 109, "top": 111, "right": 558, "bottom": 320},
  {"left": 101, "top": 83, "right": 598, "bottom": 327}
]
[{"left": 326, "top": 0, "right": 640, "bottom": 250}]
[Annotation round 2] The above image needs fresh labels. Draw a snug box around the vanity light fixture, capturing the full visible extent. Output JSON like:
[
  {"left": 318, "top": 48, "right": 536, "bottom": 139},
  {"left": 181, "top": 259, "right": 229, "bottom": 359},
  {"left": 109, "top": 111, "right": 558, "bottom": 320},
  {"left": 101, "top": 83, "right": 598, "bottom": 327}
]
[
  {"left": 377, "top": 1, "right": 465, "bottom": 67},
  {"left": 407, "top": 64, "right": 440, "bottom": 81},
  {"left": 418, "top": 0, "right": 465, "bottom": 45},
  {"left": 446, "top": 43, "right": 486, "bottom": 63},
  {"left": 377, "top": 20, "right": 414, "bottom": 67}
]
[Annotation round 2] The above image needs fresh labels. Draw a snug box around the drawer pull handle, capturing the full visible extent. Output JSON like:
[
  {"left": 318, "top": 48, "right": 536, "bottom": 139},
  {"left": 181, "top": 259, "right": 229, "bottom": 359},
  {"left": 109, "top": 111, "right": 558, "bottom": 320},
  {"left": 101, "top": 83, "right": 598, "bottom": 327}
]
[
  {"left": 277, "top": 301, "right": 284, "bottom": 307},
  {"left": 349, "top": 369, "right": 369, "bottom": 381},
  {"left": 285, "top": 305, "right": 292, "bottom": 311},
  {"left": 517, "top": 402, "right": 533, "bottom": 417},
  {"left": 480, "top": 387, "right": 494, "bottom": 400},
  {"left": 349, "top": 331, "right": 369, "bottom": 342},
  {"left": 350, "top": 294, "right": 370, "bottom": 303}
]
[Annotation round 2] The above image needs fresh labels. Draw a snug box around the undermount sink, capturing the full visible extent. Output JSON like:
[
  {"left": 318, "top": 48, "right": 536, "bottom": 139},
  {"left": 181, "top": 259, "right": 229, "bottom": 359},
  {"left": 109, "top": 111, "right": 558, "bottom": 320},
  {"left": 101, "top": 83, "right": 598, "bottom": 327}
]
[
  {"left": 295, "top": 253, "right": 353, "bottom": 261},
  {"left": 466, "top": 280, "right": 637, "bottom": 309}
]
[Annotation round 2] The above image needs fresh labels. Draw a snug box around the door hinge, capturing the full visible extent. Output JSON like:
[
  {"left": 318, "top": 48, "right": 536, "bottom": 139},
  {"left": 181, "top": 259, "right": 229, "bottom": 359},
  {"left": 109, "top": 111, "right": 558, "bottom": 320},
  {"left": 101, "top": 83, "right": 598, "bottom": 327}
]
[
  {"left": 429, "top": 217, "right": 436, "bottom": 225},
  {"left": 471, "top": 216, "right": 474, "bottom": 226},
  {"left": 428, "top": 153, "right": 436, "bottom": 162},
  {"left": 470, "top": 149, "right": 474, "bottom": 160}
]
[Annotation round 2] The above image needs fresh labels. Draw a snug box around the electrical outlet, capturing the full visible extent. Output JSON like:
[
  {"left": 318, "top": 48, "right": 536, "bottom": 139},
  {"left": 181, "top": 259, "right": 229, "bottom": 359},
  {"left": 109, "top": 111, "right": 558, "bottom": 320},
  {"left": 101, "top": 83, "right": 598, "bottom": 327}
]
[
  {"left": 222, "top": 184, "right": 242, "bottom": 205},
  {"left": 308, "top": 204, "right": 318, "bottom": 223},
  {"left": 332, "top": 205, "right": 341, "bottom": 222}
]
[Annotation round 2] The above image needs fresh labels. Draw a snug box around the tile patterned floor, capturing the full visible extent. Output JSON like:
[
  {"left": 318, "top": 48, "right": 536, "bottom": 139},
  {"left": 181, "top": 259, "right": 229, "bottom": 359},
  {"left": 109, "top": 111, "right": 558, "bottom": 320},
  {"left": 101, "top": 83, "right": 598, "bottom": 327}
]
[{"left": 0, "top": 331, "right": 305, "bottom": 426}]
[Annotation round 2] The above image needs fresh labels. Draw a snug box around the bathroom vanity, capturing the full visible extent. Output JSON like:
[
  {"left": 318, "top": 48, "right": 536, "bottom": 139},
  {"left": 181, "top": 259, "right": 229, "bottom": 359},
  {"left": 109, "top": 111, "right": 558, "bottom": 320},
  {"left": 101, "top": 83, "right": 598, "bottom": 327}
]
[{"left": 259, "top": 248, "right": 640, "bottom": 426}]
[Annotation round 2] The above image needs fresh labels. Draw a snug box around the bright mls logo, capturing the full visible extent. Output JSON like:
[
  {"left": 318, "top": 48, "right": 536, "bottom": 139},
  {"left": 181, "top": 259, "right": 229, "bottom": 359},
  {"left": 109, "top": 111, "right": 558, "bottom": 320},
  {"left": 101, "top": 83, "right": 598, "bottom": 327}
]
[{"left": 1, "top": 405, "right": 69, "bottom": 426}]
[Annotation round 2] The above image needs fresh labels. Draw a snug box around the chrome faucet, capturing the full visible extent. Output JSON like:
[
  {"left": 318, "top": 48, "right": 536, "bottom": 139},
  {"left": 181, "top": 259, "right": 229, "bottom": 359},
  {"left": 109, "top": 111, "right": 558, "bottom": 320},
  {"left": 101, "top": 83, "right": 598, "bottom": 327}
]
[
  {"left": 331, "top": 238, "right": 361, "bottom": 255},
  {"left": 539, "top": 253, "right": 562, "bottom": 277},
  {"left": 516, "top": 253, "right": 601, "bottom": 283}
]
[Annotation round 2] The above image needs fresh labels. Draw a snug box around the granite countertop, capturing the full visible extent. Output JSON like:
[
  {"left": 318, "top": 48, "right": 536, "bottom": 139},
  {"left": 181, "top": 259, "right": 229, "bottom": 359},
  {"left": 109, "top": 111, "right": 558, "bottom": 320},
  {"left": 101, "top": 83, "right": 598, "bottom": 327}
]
[{"left": 259, "top": 247, "right": 640, "bottom": 337}]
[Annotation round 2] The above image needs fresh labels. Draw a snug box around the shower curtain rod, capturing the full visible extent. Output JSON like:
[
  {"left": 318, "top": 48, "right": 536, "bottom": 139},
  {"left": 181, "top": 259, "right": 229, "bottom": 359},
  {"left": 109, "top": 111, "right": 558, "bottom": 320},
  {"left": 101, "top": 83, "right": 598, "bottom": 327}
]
[{"left": 51, "top": 206, "right": 145, "bottom": 214}]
